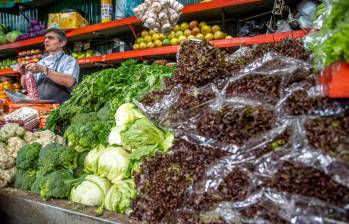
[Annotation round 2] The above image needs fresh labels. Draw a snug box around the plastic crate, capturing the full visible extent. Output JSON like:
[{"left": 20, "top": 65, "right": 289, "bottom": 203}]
[{"left": 178, "top": 0, "right": 200, "bottom": 6}]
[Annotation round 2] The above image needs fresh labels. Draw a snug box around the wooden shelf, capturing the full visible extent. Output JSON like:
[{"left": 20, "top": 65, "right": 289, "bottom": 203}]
[
  {"left": 0, "top": 30, "right": 308, "bottom": 73},
  {"left": 0, "top": 68, "right": 19, "bottom": 76}
]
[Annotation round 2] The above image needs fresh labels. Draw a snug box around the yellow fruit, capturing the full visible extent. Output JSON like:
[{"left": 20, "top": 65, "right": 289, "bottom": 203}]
[
  {"left": 189, "top": 20, "right": 199, "bottom": 29},
  {"left": 133, "top": 44, "right": 140, "bottom": 50},
  {"left": 149, "top": 30, "right": 155, "bottom": 36},
  {"left": 136, "top": 37, "right": 144, "bottom": 44},
  {"left": 152, "top": 34, "right": 160, "bottom": 42},
  {"left": 199, "top": 22, "right": 207, "bottom": 28},
  {"left": 201, "top": 25, "right": 212, "bottom": 35},
  {"left": 147, "top": 42, "right": 155, "bottom": 48},
  {"left": 139, "top": 42, "right": 147, "bottom": 49},
  {"left": 225, "top": 35, "right": 233, "bottom": 39},
  {"left": 171, "top": 38, "right": 179, "bottom": 45},
  {"left": 173, "top": 25, "right": 181, "bottom": 32},
  {"left": 159, "top": 33, "right": 166, "bottom": 40},
  {"left": 168, "top": 31, "right": 176, "bottom": 39},
  {"left": 144, "top": 35, "right": 152, "bottom": 43},
  {"left": 184, "top": 29, "right": 192, "bottom": 37},
  {"left": 196, "top": 33, "right": 205, "bottom": 40},
  {"left": 211, "top": 25, "right": 221, "bottom": 33},
  {"left": 155, "top": 40, "right": 163, "bottom": 47},
  {"left": 192, "top": 27, "right": 201, "bottom": 35},
  {"left": 205, "top": 33, "right": 214, "bottom": 40},
  {"left": 214, "top": 31, "right": 225, "bottom": 40},
  {"left": 176, "top": 31, "right": 184, "bottom": 38},
  {"left": 180, "top": 22, "right": 189, "bottom": 31},
  {"left": 188, "top": 35, "right": 195, "bottom": 40},
  {"left": 141, "top": 30, "right": 149, "bottom": 37},
  {"left": 178, "top": 35, "right": 187, "bottom": 43}
]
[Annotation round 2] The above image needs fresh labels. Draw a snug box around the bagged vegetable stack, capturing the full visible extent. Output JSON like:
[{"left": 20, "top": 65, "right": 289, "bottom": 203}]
[{"left": 129, "top": 39, "right": 349, "bottom": 223}]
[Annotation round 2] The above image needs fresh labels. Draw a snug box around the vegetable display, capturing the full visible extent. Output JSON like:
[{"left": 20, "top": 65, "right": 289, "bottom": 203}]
[
  {"left": 17, "top": 18, "right": 46, "bottom": 41},
  {"left": 46, "top": 59, "right": 174, "bottom": 133},
  {"left": 3, "top": 9, "right": 348, "bottom": 222},
  {"left": 133, "top": 21, "right": 231, "bottom": 50},
  {"left": 0, "top": 24, "right": 22, "bottom": 44},
  {"left": 130, "top": 39, "right": 349, "bottom": 223}
]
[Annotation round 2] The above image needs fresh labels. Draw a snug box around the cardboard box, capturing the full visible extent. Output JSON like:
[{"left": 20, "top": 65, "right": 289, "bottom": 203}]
[{"left": 48, "top": 12, "right": 89, "bottom": 30}]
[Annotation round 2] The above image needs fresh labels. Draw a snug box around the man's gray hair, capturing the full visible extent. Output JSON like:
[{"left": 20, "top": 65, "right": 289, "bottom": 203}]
[{"left": 45, "top": 28, "right": 67, "bottom": 42}]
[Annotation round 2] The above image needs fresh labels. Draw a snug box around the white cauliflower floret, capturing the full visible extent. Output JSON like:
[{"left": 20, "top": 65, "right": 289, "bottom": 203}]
[
  {"left": 0, "top": 123, "right": 25, "bottom": 141},
  {"left": 23, "top": 131, "right": 37, "bottom": 143},
  {"left": 0, "top": 147, "right": 15, "bottom": 170},
  {"left": 6, "top": 137, "right": 26, "bottom": 158},
  {"left": 55, "top": 135, "right": 66, "bottom": 145},
  {"left": 34, "top": 130, "right": 57, "bottom": 146},
  {"left": 0, "top": 167, "right": 16, "bottom": 188}
]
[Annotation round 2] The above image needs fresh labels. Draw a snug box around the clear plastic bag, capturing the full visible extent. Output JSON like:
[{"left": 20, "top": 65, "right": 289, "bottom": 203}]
[
  {"left": 24, "top": 71, "right": 39, "bottom": 100},
  {"left": 132, "top": 39, "right": 349, "bottom": 223}
]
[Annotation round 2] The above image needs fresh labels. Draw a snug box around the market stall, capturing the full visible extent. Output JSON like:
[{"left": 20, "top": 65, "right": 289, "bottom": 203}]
[{"left": 0, "top": 0, "right": 348, "bottom": 223}]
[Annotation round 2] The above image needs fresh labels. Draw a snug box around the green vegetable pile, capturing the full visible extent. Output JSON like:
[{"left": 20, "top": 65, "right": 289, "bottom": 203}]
[
  {"left": 306, "top": 0, "right": 349, "bottom": 69},
  {"left": 108, "top": 103, "right": 173, "bottom": 177},
  {"left": 46, "top": 59, "right": 174, "bottom": 132},
  {"left": 70, "top": 103, "right": 173, "bottom": 214},
  {"left": 64, "top": 114, "right": 113, "bottom": 152},
  {"left": 15, "top": 143, "right": 82, "bottom": 200}
]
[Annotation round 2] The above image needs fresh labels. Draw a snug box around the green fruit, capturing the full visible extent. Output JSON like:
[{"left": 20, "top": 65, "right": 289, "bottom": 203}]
[
  {"left": 175, "top": 31, "right": 184, "bottom": 38},
  {"left": 136, "top": 37, "right": 144, "bottom": 44},
  {"left": 162, "top": 39, "right": 171, "bottom": 46},
  {"left": 180, "top": 22, "right": 189, "bottom": 31}
]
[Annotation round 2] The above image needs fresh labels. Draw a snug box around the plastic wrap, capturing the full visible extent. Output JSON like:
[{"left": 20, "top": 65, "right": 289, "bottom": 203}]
[
  {"left": 303, "top": 0, "right": 349, "bottom": 70},
  {"left": 24, "top": 71, "right": 39, "bottom": 100},
  {"left": 4, "top": 107, "right": 40, "bottom": 130},
  {"left": 132, "top": 39, "right": 349, "bottom": 223}
]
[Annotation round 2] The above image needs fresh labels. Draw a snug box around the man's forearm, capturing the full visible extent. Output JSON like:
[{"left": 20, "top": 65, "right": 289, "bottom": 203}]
[{"left": 47, "top": 69, "right": 75, "bottom": 88}]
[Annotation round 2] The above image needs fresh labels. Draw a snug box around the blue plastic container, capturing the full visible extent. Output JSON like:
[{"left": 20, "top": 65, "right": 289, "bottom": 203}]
[{"left": 178, "top": 0, "right": 200, "bottom": 6}]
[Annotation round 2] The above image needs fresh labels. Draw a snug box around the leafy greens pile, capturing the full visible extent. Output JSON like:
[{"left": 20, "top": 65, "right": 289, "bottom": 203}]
[
  {"left": 72, "top": 103, "right": 173, "bottom": 214},
  {"left": 306, "top": 0, "right": 349, "bottom": 69},
  {"left": 46, "top": 59, "right": 174, "bottom": 132}
]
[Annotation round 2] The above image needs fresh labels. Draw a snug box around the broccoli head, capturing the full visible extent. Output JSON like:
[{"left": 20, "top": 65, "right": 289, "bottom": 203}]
[
  {"left": 16, "top": 142, "right": 42, "bottom": 170},
  {"left": 38, "top": 143, "right": 78, "bottom": 174},
  {"left": 64, "top": 123, "right": 100, "bottom": 151},
  {"left": 39, "top": 169, "right": 77, "bottom": 200},
  {"left": 14, "top": 168, "right": 37, "bottom": 191},
  {"left": 31, "top": 170, "right": 46, "bottom": 193},
  {"left": 73, "top": 151, "right": 88, "bottom": 177}
]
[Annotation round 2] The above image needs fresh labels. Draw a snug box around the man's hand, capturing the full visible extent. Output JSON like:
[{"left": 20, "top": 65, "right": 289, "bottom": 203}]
[
  {"left": 25, "top": 63, "right": 46, "bottom": 74},
  {"left": 14, "top": 63, "right": 27, "bottom": 75}
]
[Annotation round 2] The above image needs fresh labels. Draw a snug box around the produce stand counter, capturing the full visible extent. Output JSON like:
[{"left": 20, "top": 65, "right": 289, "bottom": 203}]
[{"left": 0, "top": 188, "right": 138, "bottom": 224}]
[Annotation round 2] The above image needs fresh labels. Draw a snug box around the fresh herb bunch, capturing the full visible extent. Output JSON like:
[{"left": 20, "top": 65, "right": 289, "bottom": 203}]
[{"left": 46, "top": 60, "right": 174, "bottom": 132}]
